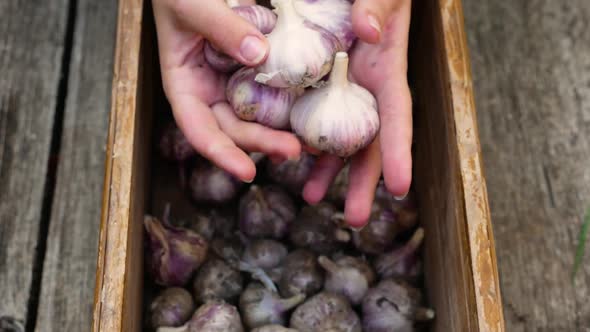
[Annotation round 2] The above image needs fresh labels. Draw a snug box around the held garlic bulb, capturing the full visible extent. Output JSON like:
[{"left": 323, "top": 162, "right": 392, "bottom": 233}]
[
  {"left": 254, "top": 0, "right": 342, "bottom": 88},
  {"left": 226, "top": 67, "right": 304, "bottom": 129},
  {"left": 293, "top": 0, "right": 355, "bottom": 50},
  {"left": 204, "top": 4, "right": 277, "bottom": 73},
  {"left": 149, "top": 287, "right": 195, "bottom": 329},
  {"left": 290, "top": 52, "right": 380, "bottom": 157}
]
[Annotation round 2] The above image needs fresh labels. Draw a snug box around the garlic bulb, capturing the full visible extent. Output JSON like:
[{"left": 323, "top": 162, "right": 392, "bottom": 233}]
[
  {"left": 149, "top": 287, "right": 195, "bottom": 329},
  {"left": 288, "top": 203, "right": 350, "bottom": 254},
  {"left": 226, "top": 67, "right": 304, "bottom": 129},
  {"left": 293, "top": 0, "right": 355, "bottom": 50},
  {"left": 192, "top": 258, "right": 244, "bottom": 304},
  {"left": 238, "top": 185, "right": 296, "bottom": 239},
  {"left": 204, "top": 5, "right": 277, "bottom": 73},
  {"left": 290, "top": 52, "right": 379, "bottom": 157},
  {"left": 265, "top": 151, "right": 315, "bottom": 194},
  {"left": 189, "top": 161, "right": 243, "bottom": 204},
  {"left": 144, "top": 215, "right": 209, "bottom": 286},
  {"left": 278, "top": 249, "right": 324, "bottom": 297},
  {"left": 290, "top": 291, "right": 361, "bottom": 332},
  {"left": 251, "top": 325, "right": 298, "bottom": 332},
  {"left": 361, "top": 278, "right": 435, "bottom": 332},
  {"left": 157, "top": 300, "right": 245, "bottom": 332},
  {"left": 254, "top": 0, "right": 342, "bottom": 88},
  {"left": 159, "top": 123, "right": 196, "bottom": 161},
  {"left": 242, "top": 239, "right": 289, "bottom": 273},
  {"left": 317, "top": 255, "right": 375, "bottom": 305},
  {"left": 374, "top": 227, "right": 425, "bottom": 281},
  {"left": 239, "top": 282, "right": 306, "bottom": 329}
]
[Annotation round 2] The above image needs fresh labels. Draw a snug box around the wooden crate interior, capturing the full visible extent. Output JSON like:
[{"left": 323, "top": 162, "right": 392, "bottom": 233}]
[{"left": 100, "top": 0, "right": 497, "bottom": 330}]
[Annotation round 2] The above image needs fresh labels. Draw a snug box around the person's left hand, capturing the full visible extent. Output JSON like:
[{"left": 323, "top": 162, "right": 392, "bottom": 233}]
[{"left": 301, "top": 0, "right": 413, "bottom": 228}]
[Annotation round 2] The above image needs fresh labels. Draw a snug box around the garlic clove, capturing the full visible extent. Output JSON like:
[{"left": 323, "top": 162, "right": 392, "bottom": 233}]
[
  {"left": 192, "top": 258, "right": 244, "bottom": 304},
  {"left": 149, "top": 287, "right": 195, "bottom": 329},
  {"left": 290, "top": 52, "right": 380, "bottom": 157},
  {"left": 293, "top": 0, "right": 355, "bottom": 51},
  {"left": 226, "top": 67, "right": 304, "bottom": 129},
  {"left": 204, "top": 5, "right": 278, "bottom": 73},
  {"left": 144, "top": 215, "right": 209, "bottom": 287},
  {"left": 254, "top": 0, "right": 342, "bottom": 88}
]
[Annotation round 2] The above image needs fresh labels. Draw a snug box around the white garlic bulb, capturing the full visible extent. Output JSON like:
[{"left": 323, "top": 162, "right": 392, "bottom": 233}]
[
  {"left": 293, "top": 0, "right": 355, "bottom": 51},
  {"left": 254, "top": 0, "right": 343, "bottom": 88},
  {"left": 289, "top": 52, "right": 380, "bottom": 158}
]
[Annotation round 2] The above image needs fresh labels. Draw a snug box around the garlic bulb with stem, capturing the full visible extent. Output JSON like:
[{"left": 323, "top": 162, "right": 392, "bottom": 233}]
[
  {"left": 238, "top": 184, "right": 296, "bottom": 239},
  {"left": 254, "top": 0, "right": 342, "bottom": 88},
  {"left": 293, "top": 0, "right": 355, "bottom": 51},
  {"left": 374, "top": 227, "right": 425, "bottom": 281},
  {"left": 239, "top": 282, "right": 306, "bottom": 329},
  {"left": 226, "top": 67, "right": 304, "bottom": 129},
  {"left": 144, "top": 212, "right": 209, "bottom": 287},
  {"left": 361, "top": 278, "right": 435, "bottom": 332},
  {"left": 290, "top": 291, "right": 361, "bottom": 332},
  {"left": 192, "top": 258, "right": 244, "bottom": 304},
  {"left": 242, "top": 238, "right": 289, "bottom": 276},
  {"left": 157, "top": 300, "right": 244, "bottom": 332},
  {"left": 204, "top": 4, "right": 277, "bottom": 73},
  {"left": 265, "top": 151, "right": 315, "bottom": 194},
  {"left": 149, "top": 287, "right": 195, "bottom": 329},
  {"left": 317, "top": 255, "right": 376, "bottom": 305},
  {"left": 290, "top": 51, "right": 380, "bottom": 157}
]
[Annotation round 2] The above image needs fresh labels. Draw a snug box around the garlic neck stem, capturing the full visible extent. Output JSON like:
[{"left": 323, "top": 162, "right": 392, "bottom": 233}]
[
  {"left": 277, "top": 293, "right": 306, "bottom": 311},
  {"left": 329, "top": 52, "right": 350, "bottom": 87},
  {"left": 318, "top": 256, "right": 340, "bottom": 274},
  {"left": 274, "top": 0, "right": 300, "bottom": 27},
  {"left": 226, "top": 0, "right": 240, "bottom": 7}
]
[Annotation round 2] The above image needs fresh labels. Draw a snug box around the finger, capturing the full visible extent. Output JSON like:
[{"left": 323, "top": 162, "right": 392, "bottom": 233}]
[
  {"left": 170, "top": 0, "right": 269, "bottom": 66},
  {"left": 351, "top": 0, "right": 409, "bottom": 44},
  {"left": 211, "top": 102, "right": 302, "bottom": 160},
  {"left": 344, "top": 140, "right": 382, "bottom": 228},
  {"left": 377, "top": 78, "right": 413, "bottom": 199},
  {"left": 169, "top": 92, "right": 257, "bottom": 182},
  {"left": 302, "top": 155, "right": 345, "bottom": 204}
]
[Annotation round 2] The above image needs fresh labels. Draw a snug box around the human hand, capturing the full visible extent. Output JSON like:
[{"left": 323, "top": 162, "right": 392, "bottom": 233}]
[
  {"left": 152, "top": 0, "right": 302, "bottom": 183},
  {"left": 301, "top": 0, "right": 413, "bottom": 228}
]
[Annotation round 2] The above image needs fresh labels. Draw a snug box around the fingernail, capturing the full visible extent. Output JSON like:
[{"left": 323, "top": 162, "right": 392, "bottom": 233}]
[
  {"left": 394, "top": 192, "right": 408, "bottom": 201},
  {"left": 244, "top": 177, "right": 255, "bottom": 183},
  {"left": 240, "top": 35, "right": 267, "bottom": 64},
  {"left": 368, "top": 14, "right": 381, "bottom": 34}
]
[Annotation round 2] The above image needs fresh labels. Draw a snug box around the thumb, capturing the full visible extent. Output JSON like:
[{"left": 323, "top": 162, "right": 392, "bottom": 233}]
[{"left": 172, "top": 0, "right": 269, "bottom": 66}]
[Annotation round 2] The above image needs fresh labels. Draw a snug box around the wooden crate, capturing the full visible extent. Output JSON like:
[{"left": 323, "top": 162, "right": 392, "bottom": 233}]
[{"left": 92, "top": 0, "right": 506, "bottom": 330}]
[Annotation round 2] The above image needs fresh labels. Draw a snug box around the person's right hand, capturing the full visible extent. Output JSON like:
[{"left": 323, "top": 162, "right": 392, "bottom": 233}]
[{"left": 152, "top": 0, "right": 302, "bottom": 183}]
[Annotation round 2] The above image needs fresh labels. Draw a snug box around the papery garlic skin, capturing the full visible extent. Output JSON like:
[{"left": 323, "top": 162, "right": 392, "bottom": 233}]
[
  {"left": 227, "top": 67, "right": 304, "bottom": 129},
  {"left": 254, "top": 0, "right": 342, "bottom": 88},
  {"left": 290, "top": 52, "right": 379, "bottom": 157},
  {"left": 293, "top": 0, "right": 355, "bottom": 50},
  {"left": 290, "top": 291, "right": 361, "bottom": 332},
  {"left": 150, "top": 288, "right": 195, "bottom": 329}
]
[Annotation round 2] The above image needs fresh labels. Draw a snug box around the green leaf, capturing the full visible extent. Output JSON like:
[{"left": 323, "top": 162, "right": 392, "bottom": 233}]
[{"left": 572, "top": 207, "right": 590, "bottom": 281}]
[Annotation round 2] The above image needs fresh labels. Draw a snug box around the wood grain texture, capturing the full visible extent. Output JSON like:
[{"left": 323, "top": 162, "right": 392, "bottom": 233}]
[
  {"left": 34, "top": 0, "right": 118, "bottom": 330},
  {"left": 0, "top": 0, "right": 68, "bottom": 327},
  {"left": 92, "top": 0, "right": 149, "bottom": 330},
  {"left": 463, "top": 1, "right": 590, "bottom": 330}
]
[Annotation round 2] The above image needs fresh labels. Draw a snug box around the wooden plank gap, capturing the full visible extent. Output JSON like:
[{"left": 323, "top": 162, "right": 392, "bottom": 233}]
[{"left": 23, "top": 1, "right": 78, "bottom": 331}]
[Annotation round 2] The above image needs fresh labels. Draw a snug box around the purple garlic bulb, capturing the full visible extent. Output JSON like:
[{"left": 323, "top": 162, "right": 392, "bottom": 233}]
[
  {"left": 290, "top": 291, "right": 361, "bottom": 332},
  {"left": 266, "top": 151, "right": 315, "bottom": 194},
  {"left": 254, "top": 0, "right": 343, "bottom": 88},
  {"left": 238, "top": 185, "right": 296, "bottom": 239},
  {"left": 184, "top": 208, "right": 236, "bottom": 241},
  {"left": 288, "top": 203, "right": 350, "bottom": 254},
  {"left": 158, "top": 300, "right": 245, "bottom": 332},
  {"left": 192, "top": 258, "right": 244, "bottom": 304},
  {"left": 149, "top": 287, "right": 195, "bottom": 329},
  {"left": 242, "top": 239, "right": 288, "bottom": 276},
  {"left": 204, "top": 5, "right": 277, "bottom": 73},
  {"left": 159, "top": 123, "right": 196, "bottom": 161},
  {"left": 251, "top": 325, "right": 298, "bottom": 332},
  {"left": 293, "top": 0, "right": 355, "bottom": 51},
  {"left": 239, "top": 282, "right": 306, "bottom": 329},
  {"left": 278, "top": 249, "right": 324, "bottom": 298},
  {"left": 374, "top": 227, "right": 425, "bottom": 281},
  {"left": 362, "top": 278, "right": 435, "bottom": 332},
  {"left": 189, "top": 162, "right": 243, "bottom": 204},
  {"left": 317, "top": 255, "right": 375, "bottom": 305},
  {"left": 144, "top": 215, "right": 209, "bottom": 286},
  {"left": 226, "top": 67, "right": 304, "bottom": 129},
  {"left": 352, "top": 202, "right": 418, "bottom": 255}
]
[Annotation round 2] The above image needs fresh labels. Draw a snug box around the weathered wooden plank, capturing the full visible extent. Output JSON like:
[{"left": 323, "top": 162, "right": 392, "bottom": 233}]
[
  {"left": 0, "top": 0, "right": 69, "bottom": 328},
  {"left": 33, "top": 0, "right": 118, "bottom": 331},
  {"left": 463, "top": 1, "right": 590, "bottom": 330}
]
